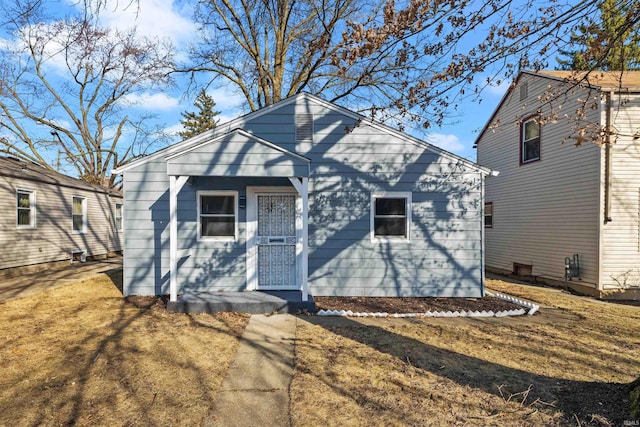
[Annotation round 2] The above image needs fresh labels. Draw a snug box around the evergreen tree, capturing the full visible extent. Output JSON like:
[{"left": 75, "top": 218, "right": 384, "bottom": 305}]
[
  {"left": 178, "top": 90, "right": 221, "bottom": 139},
  {"left": 557, "top": 0, "right": 640, "bottom": 71}
]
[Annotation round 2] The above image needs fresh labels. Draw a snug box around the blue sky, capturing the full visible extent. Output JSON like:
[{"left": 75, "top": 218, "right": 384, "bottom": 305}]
[
  {"left": 1, "top": 0, "right": 515, "bottom": 167},
  {"left": 119, "top": 0, "right": 512, "bottom": 162}
]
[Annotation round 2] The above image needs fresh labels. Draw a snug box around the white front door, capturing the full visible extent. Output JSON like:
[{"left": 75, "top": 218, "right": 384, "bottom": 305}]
[{"left": 255, "top": 193, "right": 297, "bottom": 289}]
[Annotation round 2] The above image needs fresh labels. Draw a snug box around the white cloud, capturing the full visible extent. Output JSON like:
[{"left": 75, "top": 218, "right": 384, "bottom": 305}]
[
  {"left": 93, "top": 0, "right": 195, "bottom": 46},
  {"left": 425, "top": 133, "right": 465, "bottom": 154},
  {"left": 122, "top": 92, "right": 180, "bottom": 111},
  {"left": 199, "top": 86, "right": 248, "bottom": 124},
  {"left": 164, "top": 122, "right": 184, "bottom": 136}
]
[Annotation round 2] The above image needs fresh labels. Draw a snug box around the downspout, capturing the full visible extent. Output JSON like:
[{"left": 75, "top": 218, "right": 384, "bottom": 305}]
[
  {"left": 604, "top": 91, "right": 613, "bottom": 223},
  {"left": 480, "top": 173, "right": 485, "bottom": 297}
]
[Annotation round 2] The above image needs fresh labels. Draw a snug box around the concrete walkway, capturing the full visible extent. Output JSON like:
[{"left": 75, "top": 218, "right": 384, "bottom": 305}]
[
  {"left": 205, "top": 314, "right": 297, "bottom": 427},
  {"left": 0, "top": 256, "right": 122, "bottom": 302}
]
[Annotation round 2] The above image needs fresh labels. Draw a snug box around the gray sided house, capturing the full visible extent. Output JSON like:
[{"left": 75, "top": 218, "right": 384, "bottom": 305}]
[
  {"left": 0, "top": 156, "right": 123, "bottom": 272},
  {"left": 114, "top": 93, "right": 491, "bottom": 301},
  {"left": 476, "top": 70, "right": 640, "bottom": 299}
]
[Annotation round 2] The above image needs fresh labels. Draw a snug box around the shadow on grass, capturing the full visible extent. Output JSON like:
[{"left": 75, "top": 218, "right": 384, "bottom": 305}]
[
  {"left": 302, "top": 316, "right": 631, "bottom": 426},
  {"left": 1, "top": 267, "right": 247, "bottom": 427},
  {"left": 0, "top": 257, "right": 124, "bottom": 302},
  {"left": 103, "top": 268, "right": 123, "bottom": 294}
]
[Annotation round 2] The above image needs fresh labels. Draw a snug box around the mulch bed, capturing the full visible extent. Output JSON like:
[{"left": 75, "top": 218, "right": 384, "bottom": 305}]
[{"left": 314, "top": 295, "right": 525, "bottom": 314}]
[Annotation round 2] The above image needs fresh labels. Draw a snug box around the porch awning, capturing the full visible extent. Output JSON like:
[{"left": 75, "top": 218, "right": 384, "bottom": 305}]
[{"left": 165, "top": 128, "right": 310, "bottom": 177}]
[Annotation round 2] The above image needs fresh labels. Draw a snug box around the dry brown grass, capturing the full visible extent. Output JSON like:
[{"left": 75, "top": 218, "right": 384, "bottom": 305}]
[
  {"left": 3, "top": 270, "right": 639, "bottom": 426},
  {"left": 0, "top": 271, "right": 248, "bottom": 427},
  {"left": 291, "top": 278, "right": 640, "bottom": 426}
]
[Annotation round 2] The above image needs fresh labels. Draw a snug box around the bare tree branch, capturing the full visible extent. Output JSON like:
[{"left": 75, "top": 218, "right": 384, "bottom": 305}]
[{"left": 0, "top": 0, "right": 174, "bottom": 188}]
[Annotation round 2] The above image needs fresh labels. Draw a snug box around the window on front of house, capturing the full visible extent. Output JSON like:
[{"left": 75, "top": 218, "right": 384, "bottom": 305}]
[
  {"left": 72, "top": 196, "right": 87, "bottom": 233},
  {"left": 17, "top": 189, "right": 36, "bottom": 229},
  {"left": 521, "top": 117, "right": 540, "bottom": 164},
  {"left": 371, "top": 192, "right": 411, "bottom": 241},
  {"left": 484, "top": 202, "right": 493, "bottom": 228},
  {"left": 198, "top": 191, "right": 238, "bottom": 241}
]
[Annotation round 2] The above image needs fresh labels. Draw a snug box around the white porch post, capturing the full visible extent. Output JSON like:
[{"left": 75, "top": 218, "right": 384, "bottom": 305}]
[
  {"left": 169, "top": 175, "right": 189, "bottom": 302},
  {"left": 289, "top": 176, "right": 309, "bottom": 301},
  {"left": 301, "top": 177, "right": 309, "bottom": 301}
]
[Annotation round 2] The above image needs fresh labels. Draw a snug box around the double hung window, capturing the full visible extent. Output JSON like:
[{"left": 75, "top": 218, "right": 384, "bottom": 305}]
[
  {"left": 521, "top": 117, "right": 541, "bottom": 164},
  {"left": 371, "top": 192, "right": 411, "bottom": 241},
  {"left": 72, "top": 196, "right": 87, "bottom": 233},
  {"left": 115, "top": 203, "right": 123, "bottom": 232},
  {"left": 17, "top": 189, "right": 36, "bottom": 229},
  {"left": 198, "top": 191, "right": 238, "bottom": 241}
]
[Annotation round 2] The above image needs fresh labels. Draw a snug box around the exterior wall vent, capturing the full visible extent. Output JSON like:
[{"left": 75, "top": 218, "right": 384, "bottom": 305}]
[
  {"left": 295, "top": 114, "right": 314, "bottom": 144},
  {"left": 513, "top": 262, "right": 532, "bottom": 277},
  {"left": 519, "top": 82, "right": 528, "bottom": 101}
]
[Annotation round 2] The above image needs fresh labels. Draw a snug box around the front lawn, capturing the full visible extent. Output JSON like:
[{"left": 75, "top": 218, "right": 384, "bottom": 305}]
[
  {"left": 0, "top": 271, "right": 248, "bottom": 426},
  {"left": 2, "top": 270, "right": 638, "bottom": 426},
  {"left": 291, "top": 278, "right": 640, "bottom": 426}
]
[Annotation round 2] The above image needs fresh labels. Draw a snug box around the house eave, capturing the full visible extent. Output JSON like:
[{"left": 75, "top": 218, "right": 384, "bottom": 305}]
[{"left": 115, "top": 92, "right": 490, "bottom": 176}]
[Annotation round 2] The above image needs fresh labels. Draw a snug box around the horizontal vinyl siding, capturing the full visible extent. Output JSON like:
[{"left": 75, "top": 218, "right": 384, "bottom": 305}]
[
  {"left": 601, "top": 93, "right": 640, "bottom": 290},
  {"left": 123, "top": 97, "right": 484, "bottom": 297},
  {"left": 288, "top": 101, "right": 483, "bottom": 297},
  {"left": 0, "top": 176, "right": 122, "bottom": 270},
  {"left": 121, "top": 161, "right": 170, "bottom": 296},
  {"left": 122, "top": 166, "right": 292, "bottom": 295},
  {"left": 477, "top": 74, "right": 601, "bottom": 285}
]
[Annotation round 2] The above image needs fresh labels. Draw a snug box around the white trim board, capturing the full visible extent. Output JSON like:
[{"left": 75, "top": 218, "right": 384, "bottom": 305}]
[{"left": 114, "top": 93, "right": 490, "bottom": 176}]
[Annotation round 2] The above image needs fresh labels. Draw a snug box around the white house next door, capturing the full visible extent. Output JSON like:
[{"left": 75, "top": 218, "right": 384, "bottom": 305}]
[{"left": 256, "top": 193, "right": 297, "bottom": 289}]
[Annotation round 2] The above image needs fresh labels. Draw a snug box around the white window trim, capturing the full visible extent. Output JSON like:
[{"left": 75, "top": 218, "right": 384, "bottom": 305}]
[
  {"left": 72, "top": 196, "right": 87, "bottom": 234},
  {"left": 521, "top": 117, "right": 541, "bottom": 163},
  {"left": 370, "top": 191, "right": 412, "bottom": 243},
  {"left": 197, "top": 190, "right": 239, "bottom": 242},
  {"left": 16, "top": 188, "right": 36, "bottom": 229},
  {"left": 115, "top": 203, "right": 123, "bottom": 232}
]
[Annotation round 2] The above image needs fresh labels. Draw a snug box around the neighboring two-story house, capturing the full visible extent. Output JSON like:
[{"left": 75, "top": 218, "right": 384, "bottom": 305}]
[{"left": 476, "top": 70, "right": 640, "bottom": 299}]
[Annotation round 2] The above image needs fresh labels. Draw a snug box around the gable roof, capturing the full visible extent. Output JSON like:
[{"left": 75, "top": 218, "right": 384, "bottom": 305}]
[
  {"left": 114, "top": 92, "right": 490, "bottom": 175},
  {"left": 0, "top": 156, "right": 121, "bottom": 196},
  {"left": 473, "top": 70, "right": 640, "bottom": 149},
  {"left": 165, "top": 129, "right": 310, "bottom": 177}
]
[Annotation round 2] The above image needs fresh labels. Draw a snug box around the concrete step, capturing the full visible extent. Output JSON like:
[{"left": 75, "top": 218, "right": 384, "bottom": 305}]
[{"left": 167, "top": 290, "right": 315, "bottom": 314}]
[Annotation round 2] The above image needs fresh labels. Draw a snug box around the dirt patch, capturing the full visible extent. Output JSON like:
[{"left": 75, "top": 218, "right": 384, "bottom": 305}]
[{"left": 315, "top": 295, "right": 524, "bottom": 314}]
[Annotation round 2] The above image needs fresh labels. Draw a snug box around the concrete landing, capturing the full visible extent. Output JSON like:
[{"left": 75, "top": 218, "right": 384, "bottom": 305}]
[
  {"left": 205, "top": 314, "right": 296, "bottom": 427},
  {"left": 166, "top": 290, "right": 315, "bottom": 314}
]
